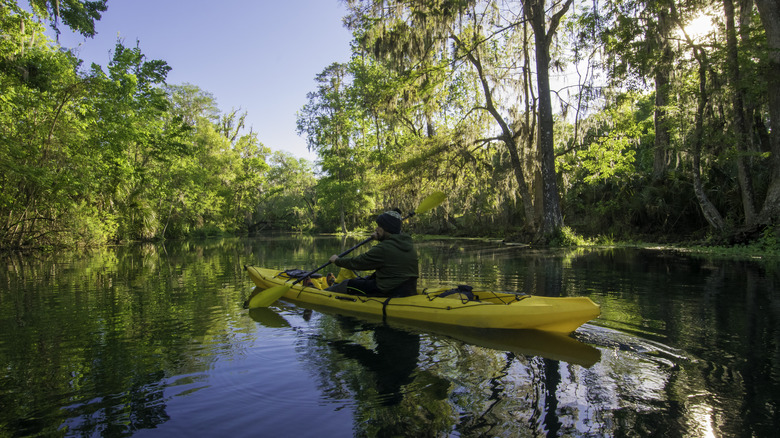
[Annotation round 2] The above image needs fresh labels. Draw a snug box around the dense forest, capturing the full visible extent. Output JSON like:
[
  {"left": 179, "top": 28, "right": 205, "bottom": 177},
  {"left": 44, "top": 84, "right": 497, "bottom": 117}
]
[{"left": 2, "top": 0, "right": 779, "bottom": 250}]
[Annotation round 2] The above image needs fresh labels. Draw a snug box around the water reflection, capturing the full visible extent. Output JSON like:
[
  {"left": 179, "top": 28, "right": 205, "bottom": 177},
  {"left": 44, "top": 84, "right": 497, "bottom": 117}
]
[
  {"left": 0, "top": 238, "right": 778, "bottom": 436},
  {"left": 329, "top": 320, "right": 420, "bottom": 406},
  {"left": 62, "top": 371, "right": 171, "bottom": 435},
  {"left": 270, "top": 305, "right": 604, "bottom": 436},
  {"left": 293, "top": 314, "right": 455, "bottom": 436},
  {"left": 248, "top": 299, "right": 291, "bottom": 328}
]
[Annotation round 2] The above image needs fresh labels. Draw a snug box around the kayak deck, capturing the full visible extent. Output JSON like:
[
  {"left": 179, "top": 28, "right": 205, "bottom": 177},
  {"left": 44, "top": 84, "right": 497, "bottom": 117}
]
[{"left": 244, "top": 266, "right": 600, "bottom": 334}]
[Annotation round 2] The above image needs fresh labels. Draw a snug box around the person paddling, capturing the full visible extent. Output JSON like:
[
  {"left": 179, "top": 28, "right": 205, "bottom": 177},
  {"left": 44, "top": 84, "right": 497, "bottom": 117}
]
[{"left": 326, "top": 209, "right": 419, "bottom": 297}]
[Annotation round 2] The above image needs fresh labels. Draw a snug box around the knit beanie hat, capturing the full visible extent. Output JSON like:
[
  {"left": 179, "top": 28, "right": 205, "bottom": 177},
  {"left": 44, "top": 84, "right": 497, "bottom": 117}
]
[{"left": 376, "top": 210, "right": 402, "bottom": 234}]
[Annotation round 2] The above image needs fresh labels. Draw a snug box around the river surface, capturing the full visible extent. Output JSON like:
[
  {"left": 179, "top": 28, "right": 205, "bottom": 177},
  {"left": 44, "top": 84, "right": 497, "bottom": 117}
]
[{"left": 1, "top": 236, "right": 778, "bottom": 437}]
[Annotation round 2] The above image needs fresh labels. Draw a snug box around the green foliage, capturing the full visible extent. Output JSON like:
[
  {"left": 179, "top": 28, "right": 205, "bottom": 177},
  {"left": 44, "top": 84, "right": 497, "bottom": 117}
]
[
  {"left": 558, "top": 91, "right": 705, "bottom": 238},
  {"left": 26, "top": 0, "right": 108, "bottom": 37},
  {"left": 3, "top": 0, "right": 780, "bottom": 249},
  {"left": 760, "top": 226, "right": 779, "bottom": 250},
  {"left": 683, "top": 225, "right": 780, "bottom": 259},
  {"left": 547, "top": 226, "right": 590, "bottom": 247},
  {"left": 297, "top": 62, "right": 379, "bottom": 233},
  {"left": 255, "top": 152, "right": 317, "bottom": 232},
  {"left": 0, "top": 7, "right": 92, "bottom": 248},
  {"left": 561, "top": 92, "right": 654, "bottom": 183},
  {"left": 0, "top": 6, "right": 274, "bottom": 249},
  {"left": 60, "top": 201, "right": 118, "bottom": 247}
]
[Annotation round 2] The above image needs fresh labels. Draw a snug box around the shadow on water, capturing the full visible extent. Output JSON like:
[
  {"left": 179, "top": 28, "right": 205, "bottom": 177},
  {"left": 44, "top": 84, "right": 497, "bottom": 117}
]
[{"left": 328, "top": 320, "right": 421, "bottom": 407}]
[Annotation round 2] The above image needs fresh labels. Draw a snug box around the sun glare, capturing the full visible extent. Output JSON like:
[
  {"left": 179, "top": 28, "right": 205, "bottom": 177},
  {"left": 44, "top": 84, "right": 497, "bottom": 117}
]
[{"left": 679, "top": 13, "right": 716, "bottom": 41}]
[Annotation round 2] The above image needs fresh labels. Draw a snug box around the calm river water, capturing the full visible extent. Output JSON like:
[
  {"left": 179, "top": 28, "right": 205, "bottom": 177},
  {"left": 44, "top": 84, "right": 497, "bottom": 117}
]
[{"left": 1, "top": 236, "right": 778, "bottom": 437}]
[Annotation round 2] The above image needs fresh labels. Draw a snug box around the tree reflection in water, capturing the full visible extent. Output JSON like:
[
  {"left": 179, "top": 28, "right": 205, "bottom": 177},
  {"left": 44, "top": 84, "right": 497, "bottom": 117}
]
[
  {"left": 284, "top": 300, "right": 755, "bottom": 436},
  {"left": 329, "top": 324, "right": 419, "bottom": 406},
  {"left": 3, "top": 239, "right": 777, "bottom": 436},
  {"left": 292, "top": 310, "right": 608, "bottom": 437}
]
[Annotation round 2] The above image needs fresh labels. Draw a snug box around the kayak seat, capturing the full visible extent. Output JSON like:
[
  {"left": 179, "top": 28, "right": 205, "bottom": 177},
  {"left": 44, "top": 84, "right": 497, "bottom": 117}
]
[
  {"left": 281, "top": 269, "right": 323, "bottom": 279},
  {"left": 438, "top": 285, "right": 479, "bottom": 302},
  {"left": 280, "top": 269, "right": 328, "bottom": 289}
]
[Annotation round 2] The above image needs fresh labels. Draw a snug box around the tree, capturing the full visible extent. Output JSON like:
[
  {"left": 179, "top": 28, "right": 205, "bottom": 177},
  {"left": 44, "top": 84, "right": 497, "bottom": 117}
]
[
  {"left": 446, "top": 12, "right": 538, "bottom": 230},
  {"left": 86, "top": 41, "right": 182, "bottom": 240},
  {"left": 0, "top": 6, "right": 96, "bottom": 247},
  {"left": 580, "top": 0, "right": 777, "bottom": 237},
  {"left": 25, "top": 0, "right": 108, "bottom": 37},
  {"left": 297, "top": 62, "right": 375, "bottom": 233},
  {"left": 678, "top": 26, "right": 727, "bottom": 231},
  {"left": 723, "top": 0, "right": 757, "bottom": 226},
  {"left": 255, "top": 151, "right": 317, "bottom": 231},
  {"left": 521, "top": 0, "right": 570, "bottom": 237},
  {"left": 754, "top": 0, "right": 780, "bottom": 225},
  {"left": 343, "top": 0, "right": 574, "bottom": 238},
  {"left": 652, "top": 2, "right": 674, "bottom": 180},
  {"left": 165, "top": 85, "right": 270, "bottom": 237},
  {"left": 1, "top": 3, "right": 284, "bottom": 247},
  {"left": 668, "top": 0, "right": 777, "bottom": 232}
]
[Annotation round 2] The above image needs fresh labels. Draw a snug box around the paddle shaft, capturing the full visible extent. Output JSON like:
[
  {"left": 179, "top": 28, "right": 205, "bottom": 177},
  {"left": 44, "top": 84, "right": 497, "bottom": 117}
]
[{"left": 292, "top": 211, "right": 417, "bottom": 285}]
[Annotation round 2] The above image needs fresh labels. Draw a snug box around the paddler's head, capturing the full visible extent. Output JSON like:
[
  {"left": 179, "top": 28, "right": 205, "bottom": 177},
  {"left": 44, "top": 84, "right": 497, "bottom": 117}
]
[{"left": 375, "top": 209, "right": 402, "bottom": 240}]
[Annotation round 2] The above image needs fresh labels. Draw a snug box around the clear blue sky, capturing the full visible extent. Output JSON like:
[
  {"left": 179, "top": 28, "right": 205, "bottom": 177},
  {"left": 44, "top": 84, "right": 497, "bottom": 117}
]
[{"left": 52, "top": 0, "right": 353, "bottom": 161}]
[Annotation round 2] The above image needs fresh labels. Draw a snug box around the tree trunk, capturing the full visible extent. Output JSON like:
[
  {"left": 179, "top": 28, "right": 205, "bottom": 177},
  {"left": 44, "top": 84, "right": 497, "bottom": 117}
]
[
  {"left": 339, "top": 204, "right": 347, "bottom": 234},
  {"left": 724, "top": 0, "right": 758, "bottom": 226},
  {"left": 451, "top": 33, "right": 536, "bottom": 229},
  {"left": 507, "top": 139, "right": 537, "bottom": 228},
  {"left": 691, "top": 53, "right": 726, "bottom": 231},
  {"left": 523, "top": 0, "right": 570, "bottom": 237},
  {"left": 754, "top": 0, "right": 780, "bottom": 224},
  {"left": 653, "top": 69, "right": 671, "bottom": 180},
  {"left": 739, "top": 0, "right": 759, "bottom": 156},
  {"left": 653, "top": 7, "right": 673, "bottom": 181}
]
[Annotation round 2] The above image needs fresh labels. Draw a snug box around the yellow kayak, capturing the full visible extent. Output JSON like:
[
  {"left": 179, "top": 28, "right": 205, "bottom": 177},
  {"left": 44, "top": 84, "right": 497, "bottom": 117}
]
[{"left": 244, "top": 266, "right": 600, "bottom": 334}]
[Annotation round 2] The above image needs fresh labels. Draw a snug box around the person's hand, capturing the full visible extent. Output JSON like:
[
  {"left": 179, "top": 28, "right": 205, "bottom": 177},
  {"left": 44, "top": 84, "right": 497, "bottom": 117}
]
[
  {"left": 329, "top": 254, "right": 339, "bottom": 263},
  {"left": 370, "top": 230, "right": 379, "bottom": 240}
]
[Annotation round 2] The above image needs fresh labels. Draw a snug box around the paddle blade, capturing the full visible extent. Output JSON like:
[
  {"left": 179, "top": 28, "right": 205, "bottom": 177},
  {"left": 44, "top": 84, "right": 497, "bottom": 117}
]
[
  {"left": 247, "top": 284, "right": 291, "bottom": 309},
  {"left": 415, "top": 191, "right": 446, "bottom": 215}
]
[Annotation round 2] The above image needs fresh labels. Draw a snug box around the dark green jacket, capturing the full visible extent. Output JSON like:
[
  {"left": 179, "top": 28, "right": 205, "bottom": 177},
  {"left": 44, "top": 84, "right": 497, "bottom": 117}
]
[{"left": 334, "top": 234, "right": 419, "bottom": 292}]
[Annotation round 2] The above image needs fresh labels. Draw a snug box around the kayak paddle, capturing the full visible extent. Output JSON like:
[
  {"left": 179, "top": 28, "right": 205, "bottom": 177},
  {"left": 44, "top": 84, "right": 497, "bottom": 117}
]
[{"left": 244, "top": 191, "right": 446, "bottom": 309}]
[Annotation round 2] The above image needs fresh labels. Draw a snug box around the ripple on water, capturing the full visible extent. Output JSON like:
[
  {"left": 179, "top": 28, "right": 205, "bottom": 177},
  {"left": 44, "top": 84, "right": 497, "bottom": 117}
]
[
  {"left": 575, "top": 324, "right": 689, "bottom": 364},
  {"left": 208, "top": 318, "right": 328, "bottom": 408}
]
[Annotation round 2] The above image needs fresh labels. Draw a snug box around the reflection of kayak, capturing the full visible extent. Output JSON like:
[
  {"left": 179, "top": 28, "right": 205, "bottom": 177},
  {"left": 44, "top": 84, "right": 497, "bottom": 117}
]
[
  {"left": 249, "top": 300, "right": 600, "bottom": 367},
  {"left": 337, "top": 311, "right": 601, "bottom": 368},
  {"left": 421, "top": 324, "right": 602, "bottom": 368},
  {"left": 245, "top": 266, "right": 600, "bottom": 334}
]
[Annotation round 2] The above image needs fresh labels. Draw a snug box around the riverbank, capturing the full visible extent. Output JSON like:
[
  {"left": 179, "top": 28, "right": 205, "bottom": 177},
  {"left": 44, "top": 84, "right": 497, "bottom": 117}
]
[{"left": 415, "top": 224, "right": 780, "bottom": 262}]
